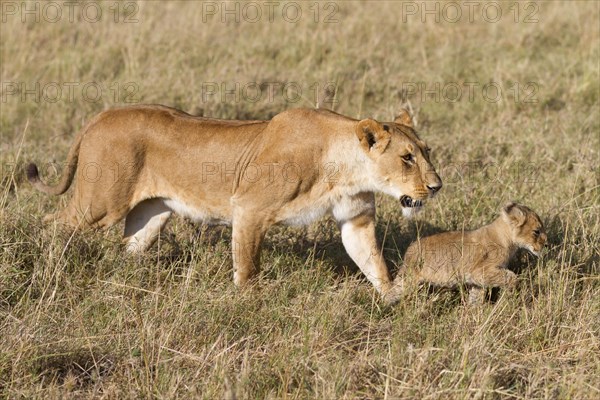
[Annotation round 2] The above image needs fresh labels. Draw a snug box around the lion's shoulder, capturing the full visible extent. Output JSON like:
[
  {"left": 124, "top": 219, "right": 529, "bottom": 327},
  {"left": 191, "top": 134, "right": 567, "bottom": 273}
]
[{"left": 271, "top": 107, "right": 357, "bottom": 124}]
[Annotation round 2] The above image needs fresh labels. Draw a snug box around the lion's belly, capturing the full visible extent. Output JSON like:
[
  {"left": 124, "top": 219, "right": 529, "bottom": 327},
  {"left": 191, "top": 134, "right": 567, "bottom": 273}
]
[
  {"left": 279, "top": 202, "right": 332, "bottom": 226},
  {"left": 277, "top": 191, "right": 361, "bottom": 226},
  {"left": 164, "top": 198, "right": 232, "bottom": 226},
  {"left": 158, "top": 185, "right": 370, "bottom": 228}
]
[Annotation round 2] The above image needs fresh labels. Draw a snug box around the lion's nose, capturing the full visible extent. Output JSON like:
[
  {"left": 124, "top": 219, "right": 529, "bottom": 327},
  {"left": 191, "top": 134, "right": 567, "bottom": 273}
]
[{"left": 427, "top": 183, "right": 442, "bottom": 194}]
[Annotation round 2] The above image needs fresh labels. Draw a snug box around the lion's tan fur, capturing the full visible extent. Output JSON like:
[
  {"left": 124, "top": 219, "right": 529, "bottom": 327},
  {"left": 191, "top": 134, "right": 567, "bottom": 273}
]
[
  {"left": 390, "top": 203, "right": 546, "bottom": 303},
  {"left": 28, "top": 105, "right": 442, "bottom": 299}
]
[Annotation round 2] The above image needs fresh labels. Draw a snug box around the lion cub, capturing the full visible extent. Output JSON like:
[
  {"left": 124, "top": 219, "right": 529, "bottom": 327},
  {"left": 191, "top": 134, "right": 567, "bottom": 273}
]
[{"left": 391, "top": 202, "right": 547, "bottom": 304}]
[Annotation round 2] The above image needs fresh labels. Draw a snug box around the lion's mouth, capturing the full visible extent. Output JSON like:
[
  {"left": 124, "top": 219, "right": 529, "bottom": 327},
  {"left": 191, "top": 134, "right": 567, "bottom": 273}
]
[
  {"left": 525, "top": 245, "right": 540, "bottom": 257},
  {"left": 400, "top": 195, "right": 423, "bottom": 208}
]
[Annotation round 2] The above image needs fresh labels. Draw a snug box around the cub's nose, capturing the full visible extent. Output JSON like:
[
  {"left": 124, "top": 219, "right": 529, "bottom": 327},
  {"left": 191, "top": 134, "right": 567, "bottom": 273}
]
[{"left": 427, "top": 183, "right": 442, "bottom": 194}]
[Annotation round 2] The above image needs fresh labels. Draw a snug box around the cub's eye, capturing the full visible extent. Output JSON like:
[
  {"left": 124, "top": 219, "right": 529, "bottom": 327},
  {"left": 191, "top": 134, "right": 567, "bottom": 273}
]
[
  {"left": 533, "top": 229, "right": 540, "bottom": 237},
  {"left": 402, "top": 154, "right": 414, "bottom": 162}
]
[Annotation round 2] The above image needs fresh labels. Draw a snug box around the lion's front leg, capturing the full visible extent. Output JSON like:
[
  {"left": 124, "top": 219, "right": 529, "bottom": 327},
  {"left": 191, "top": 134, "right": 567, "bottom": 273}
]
[
  {"left": 339, "top": 212, "right": 392, "bottom": 297},
  {"left": 231, "top": 209, "right": 270, "bottom": 287}
]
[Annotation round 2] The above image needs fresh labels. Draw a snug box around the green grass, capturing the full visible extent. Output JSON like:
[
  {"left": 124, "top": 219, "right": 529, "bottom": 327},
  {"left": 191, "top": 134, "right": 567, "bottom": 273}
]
[{"left": 1, "top": 1, "right": 599, "bottom": 398}]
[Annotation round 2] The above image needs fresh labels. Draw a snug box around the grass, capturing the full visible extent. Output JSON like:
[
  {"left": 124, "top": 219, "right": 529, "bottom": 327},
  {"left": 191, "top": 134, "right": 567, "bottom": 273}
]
[{"left": 1, "top": 1, "right": 599, "bottom": 398}]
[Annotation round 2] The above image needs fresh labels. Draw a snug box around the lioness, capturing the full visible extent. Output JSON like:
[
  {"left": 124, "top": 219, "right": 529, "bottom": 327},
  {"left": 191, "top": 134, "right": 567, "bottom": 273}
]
[
  {"left": 389, "top": 202, "right": 546, "bottom": 303},
  {"left": 27, "top": 105, "right": 442, "bottom": 300}
]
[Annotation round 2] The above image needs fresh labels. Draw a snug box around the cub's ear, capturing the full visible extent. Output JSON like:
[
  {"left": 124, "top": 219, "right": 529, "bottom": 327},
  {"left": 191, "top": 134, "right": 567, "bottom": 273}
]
[
  {"left": 394, "top": 108, "right": 414, "bottom": 128},
  {"left": 502, "top": 202, "right": 526, "bottom": 226},
  {"left": 356, "top": 119, "right": 391, "bottom": 155}
]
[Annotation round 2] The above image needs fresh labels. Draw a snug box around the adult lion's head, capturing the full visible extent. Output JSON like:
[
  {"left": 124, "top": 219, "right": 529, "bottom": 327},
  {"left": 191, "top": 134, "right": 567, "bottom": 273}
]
[{"left": 355, "top": 109, "right": 442, "bottom": 217}]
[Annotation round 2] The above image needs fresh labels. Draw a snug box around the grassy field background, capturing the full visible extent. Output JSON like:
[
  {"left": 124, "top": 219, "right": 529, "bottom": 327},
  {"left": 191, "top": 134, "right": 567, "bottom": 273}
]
[{"left": 1, "top": 1, "right": 599, "bottom": 398}]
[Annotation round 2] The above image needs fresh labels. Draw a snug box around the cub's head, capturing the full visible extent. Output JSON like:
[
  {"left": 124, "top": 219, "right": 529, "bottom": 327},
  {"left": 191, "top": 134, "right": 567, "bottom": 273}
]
[
  {"left": 501, "top": 202, "right": 547, "bottom": 255},
  {"left": 355, "top": 109, "right": 442, "bottom": 217}
]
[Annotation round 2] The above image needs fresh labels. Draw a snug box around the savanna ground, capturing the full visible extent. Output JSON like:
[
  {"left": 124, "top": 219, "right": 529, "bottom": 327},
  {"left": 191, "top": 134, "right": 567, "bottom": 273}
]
[{"left": 1, "top": 1, "right": 599, "bottom": 398}]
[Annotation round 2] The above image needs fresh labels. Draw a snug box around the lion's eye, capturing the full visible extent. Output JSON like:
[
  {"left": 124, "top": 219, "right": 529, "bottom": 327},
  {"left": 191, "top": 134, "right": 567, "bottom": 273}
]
[
  {"left": 533, "top": 229, "right": 540, "bottom": 237},
  {"left": 402, "top": 154, "right": 414, "bottom": 162}
]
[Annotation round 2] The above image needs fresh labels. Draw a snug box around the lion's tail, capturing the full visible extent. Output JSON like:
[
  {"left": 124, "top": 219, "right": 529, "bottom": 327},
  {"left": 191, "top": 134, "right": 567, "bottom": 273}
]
[{"left": 27, "top": 130, "right": 84, "bottom": 196}]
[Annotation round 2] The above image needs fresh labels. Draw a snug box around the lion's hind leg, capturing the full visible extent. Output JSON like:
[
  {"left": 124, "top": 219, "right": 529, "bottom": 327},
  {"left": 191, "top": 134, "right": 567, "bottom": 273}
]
[
  {"left": 42, "top": 210, "right": 65, "bottom": 224},
  {"left": 41, "top": 204, "right": 96, "bottom": 231},
  {"left": 124, "top": 198, "right": 172, "bottom": 253},
  {"left": 42, "top": 197, "right": 124, "bottom": 230}
]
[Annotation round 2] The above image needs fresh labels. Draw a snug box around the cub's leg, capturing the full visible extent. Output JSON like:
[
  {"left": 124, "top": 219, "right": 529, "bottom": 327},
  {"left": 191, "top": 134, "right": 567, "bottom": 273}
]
[
  {"left": 338, "top": 212, "right": 392, "bottom": 297},
  {"left": 231, "top": 209, "right": 270, "bottom": 286},
  {"left": 124, "top": 198, "right": 172, "bottom": 253},
  {"left": 468, "top": 266, "right": 517, "bottom": 304},
  {"left": 469, "top": 267, "right": 517, "bottom": 292},
  {"left": 387, "top": 270, "right": 420, "bottom": 305},
  {"left": 468, "top": 286, "right": 486, "bottom": 304}
]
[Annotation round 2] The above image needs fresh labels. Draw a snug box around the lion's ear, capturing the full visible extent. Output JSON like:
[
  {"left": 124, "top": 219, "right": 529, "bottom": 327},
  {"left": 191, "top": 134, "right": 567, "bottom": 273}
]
[
  {"left": 394, "top": 108, "right": 414, "bottom": 128},
  {"left": 356, "top": 119, "right": 391, "bottom": 155},
  {"left": 502, "top": 202, "right": 526, "bottom": 226}
]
